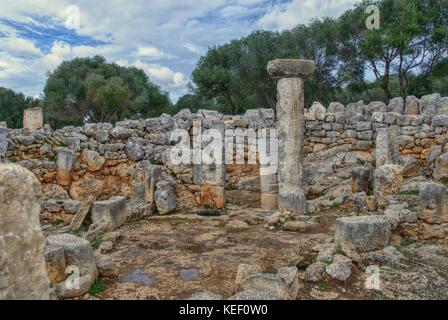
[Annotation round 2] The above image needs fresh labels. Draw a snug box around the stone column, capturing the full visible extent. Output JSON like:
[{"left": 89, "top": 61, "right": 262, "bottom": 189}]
[
  {"left": 0, "top": 164, "right": 50, "bottom": 299},
  {"left": 267, "top": 59, "right": 315, "bottom": 214},
  {"left": 23, "top": 107, "right": 44, "bottom": 131}
]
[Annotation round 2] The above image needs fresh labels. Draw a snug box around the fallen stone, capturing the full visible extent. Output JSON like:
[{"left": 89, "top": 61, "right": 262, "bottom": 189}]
[
  {"left": 325, "top": 262, "right": 351, "bottom": 281},
  {"left": 335, "top": 216, "right": 391, "bottom": 252},
  {"left": 91, "top": 196, "right": 129, "bottom": 231},
  {"left": 305, "top": 262, "right": 325, "bottom": 282}
]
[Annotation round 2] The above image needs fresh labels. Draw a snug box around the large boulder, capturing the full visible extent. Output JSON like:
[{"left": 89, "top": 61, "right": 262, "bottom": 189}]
[
  {"left": 0, "top": 164, "right": 50, "bottom": 299},
  {"left": 419, "top": 93, "right": 441, "bottom": 115},
  {"left": 419, "top": 183, "right": 448, "bottom": 224},
  {"left": 335, "top": 216, "right": 391, "bottom": 252},
  {"left": 81, "top": 149, "right": 105, "bottom": 172}
]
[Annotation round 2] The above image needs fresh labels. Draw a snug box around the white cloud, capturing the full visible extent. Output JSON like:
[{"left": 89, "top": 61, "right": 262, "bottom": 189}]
[
  {"left": 136, "top": 46, "right": 175, "bottom": 60},
  {"left": 0, "top": 0, "right": 358, "bottom": 100},
  {"left": 257, "top": 0, "right": 356, "bottom": 30},
  {"left": 0, "top": 36, "right": 41, "bottom": 57}
]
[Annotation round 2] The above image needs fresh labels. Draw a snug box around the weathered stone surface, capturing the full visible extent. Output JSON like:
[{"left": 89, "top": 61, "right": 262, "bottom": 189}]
[
  {"left": 91, "top": 196, "right": 129, "bottom": 230},
  {"left": 0, "top": 127, "right": 8, "bottom": 158},
  {"left": 375, "top": 127, "right": 399, "bottom": 166},
  {"left": 261, "top": 193, "right": 278, "bottom": 210},
  {"left": 235, "top": 264, "right": 299, "bottom": 300},
  {"left": 328, "top": 102, "right": 345, "bottom": 113},
  {"left": 56, "top": 148, "right": 76, "bottom": 186},
  {"left": 404, "top": 96, "right": 419, "bottom": 115},
  {"left": 419, "top": 93, "right": 441, "bottom": 115},
  {"left": 188, "top": 291, "right": 223, "bottom": 300},
  {"left": 419, "top": 182, "right": 448, "bottom": 224},
  {"left": 325, "top": 262, "right": 351, "bottom": 281},
  {"left": 399, "top": 156, "right": 419, "bottom": 177},
  {"left": 433, "top": 153, "right": 448, "bottom": 181},
  {"left": 95, "top": 254, "right": 117, "bottom": 278},
  {"left": 374, "top": 165, "right": 403, "bottom": 209},
  {"left": 69, "top": 173, "right": 103, "bottom": 200},
  {"left": 81, "top": 149, "right": 105, "bottom": 172},
  {"left": 310, "top": 102, "right": 326, "bottom": 121},
  {"left": 44, "top": 244, "right": 66, "bottom": 283},
  {"left": 0, "top": 164, "right": 50, "bottom": 299},
  {"left": 154, "top": 180, "right": 177, "bottom": 214},
  {"left": 282, "top": 220, "right": 308, "bottom": 232},
  {"left": 267, "top": 59, "right": 316, "bottom": 79},
  {"left": 351, "top": 166, "right": 371, "bottom": 193},
  {"left": 23, "top": 107, "right": 43, "bottom": 131},
  {"left": 125, "top": 137, "right": 145, "bottom": 161},
  {"left": 229, "top": 288, "right": 284, "bottom": 300},
  {"left": 274, "top": 75, "right": 308, "bottom": 214},
  {"left": 388, "top": 97, "right": 404, "bottom": 114},
  {"left": 305, "top": 262, "right": 325, "bottom": 282},
  {"left": 335, "top": 216, "right": 391, "bottom": 252}
]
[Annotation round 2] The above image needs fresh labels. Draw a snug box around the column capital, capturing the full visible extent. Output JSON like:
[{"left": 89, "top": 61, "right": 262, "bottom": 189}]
[{"left": 267, "top": 59, "right": 315, "bottom": 79}]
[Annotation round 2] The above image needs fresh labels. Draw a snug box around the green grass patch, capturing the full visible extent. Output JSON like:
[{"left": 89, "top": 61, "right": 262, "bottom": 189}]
[
  {"left": 340, "top": 175, "right": 352, "bottom": 180},
  {"left": 90, "top": 232, "right": 104, "bottom": 249},
  {"left": 317, "top": 280, "right": 331, "bottom": 290},
  {"left": 400, "top": 238, "right": 416, "bottom": 246},
  {"left": 89, "top": 278, "right": 105, "bottom": 296},
  {"left": 400, "top": 191, "right": 419, "bottom": 196}
]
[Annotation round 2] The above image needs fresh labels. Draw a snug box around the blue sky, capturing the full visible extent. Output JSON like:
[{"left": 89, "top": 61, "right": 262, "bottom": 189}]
[{"left": 0, "top": 0, "right": 356, "bottom": 101}]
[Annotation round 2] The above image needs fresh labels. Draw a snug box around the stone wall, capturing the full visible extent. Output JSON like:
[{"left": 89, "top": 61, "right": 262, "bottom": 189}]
[{"left": 1, "top": 93, "right": 448, "bottom": 221}]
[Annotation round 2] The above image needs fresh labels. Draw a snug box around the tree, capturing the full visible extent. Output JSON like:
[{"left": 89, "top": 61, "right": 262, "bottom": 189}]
[
  {"left": 43, "top": 55, "right": 172, "bottom": 128},
  {"left": 339, "top": 0, "right": 448, "bottom": 100},
  {"left": 0, "top": 87, "right": 40, "bottom": 128}
]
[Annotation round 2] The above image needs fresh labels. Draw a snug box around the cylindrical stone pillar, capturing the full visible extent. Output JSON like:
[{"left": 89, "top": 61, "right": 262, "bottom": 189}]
[
  {"left": 267, "top": 59, "right": 315, "bottom": 214},
  {"left": 0, "top": 164, "right": 50, "bottom": 299}
]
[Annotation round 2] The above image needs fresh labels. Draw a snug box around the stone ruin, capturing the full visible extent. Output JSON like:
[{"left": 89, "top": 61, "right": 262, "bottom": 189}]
[{"left": 1, "top": 59, "right": 448, "bottom": 299}]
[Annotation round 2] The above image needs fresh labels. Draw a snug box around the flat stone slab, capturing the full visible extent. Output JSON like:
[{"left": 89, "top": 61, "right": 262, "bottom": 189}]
[
  {"left": 267, "top": 59, "right": 316, "bottom": 79},
  {"left": 335, "top": 216, "right": 391, "bottom": 252}
]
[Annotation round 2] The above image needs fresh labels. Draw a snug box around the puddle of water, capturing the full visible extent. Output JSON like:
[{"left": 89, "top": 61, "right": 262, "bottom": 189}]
[
  {"left": 119, "top": 267, "right": 154, "bottom": 286},
  {"left": 180, "top": 268, "right": 199, "bottom": 281}
]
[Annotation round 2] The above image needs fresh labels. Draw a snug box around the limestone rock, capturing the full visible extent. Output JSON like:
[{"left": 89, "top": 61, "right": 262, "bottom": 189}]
[
  {"left": 388, "top": 97, "right": 404, "bottom": 114},
  {"left": 81, "top": 149, "right": 105, "bottom": 172},
  {"left": 335, "top": 215, "right": 391, "bottom": 252},
  {"left": 310, "top": 102, "right": 326, "bottom": 121},
  {"left": 374, "top": 165, "right": 403, "bottom": 209},
  {"left": 419, "top": 182, "right": 448, "bottom": 224},
  {"left": 351, "top": 166, "right": 371, "bottom": 193},
  {"left": 0, "top": 164, "right": 50, "bottom": 299},
  {"left": 305, "top": 262, "right": 325, "bottom": 282},
  {"left": 229, "top": 289, "right": 284, "bottom": 300},
  {"left": 91, "top": 196, "right": 129, "bottom": 230},
  {"left": 227, "top": 219, "right": 250, "bottom": 230},
  {"left": 325, "top": 262, "right": 351, "bottom": 281},
  {"left": 419, "top": 93, "right": 440, "bottom": 115},
  {"left": 154, "top": 180, "right": 177, "bottom": 215},
  {"left": 56, "top": 148, "right": 76, "bottom": 186},
  {"left": 267, "top": 59, "right": 316, "bottom": 78},
  {"left": 188, "top": 291, "right": 223, "bottom": 300},
  {"left": 433, "top": 153, "right": 448, "bottom": 181},
  {"left": 125, "top": 137, "right": 145, "bottom": 161},
  {"left": 404, "top": 96, "right": 419, "bottom": 115}
]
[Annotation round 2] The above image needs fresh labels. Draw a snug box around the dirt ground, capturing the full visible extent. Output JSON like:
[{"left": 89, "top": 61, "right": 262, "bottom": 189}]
[{"left": 92, "top": 192, "right": 448, "bottom": 300}]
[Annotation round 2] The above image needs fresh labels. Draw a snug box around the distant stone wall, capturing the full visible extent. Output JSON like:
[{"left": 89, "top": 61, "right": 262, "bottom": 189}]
[{"left": 1, "top": 93, "right": 447, "bottom": 220}]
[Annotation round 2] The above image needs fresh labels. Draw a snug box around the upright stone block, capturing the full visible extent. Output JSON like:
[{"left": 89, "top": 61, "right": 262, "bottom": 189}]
[
  {"left": 335, "top": 216, "right": 391, "bottom": 252},
  {"left": 375, "top": 126, "right": 399, "bottom": 166},
  {"left": 56, "top": 148, "right": 76, "bottom": 186},
  {"left": 419, "top": 183, "right": 448, "bottom": 224},
  {"left": 267, "top": 59, "right": 315, "bottom": 214},
  {"left": 0, "top": 164, "right": 50, "bottom": 299},
  {"left": 374, "top": 165, "right": 403, "bottom": 209},
  {"left": 23, "top": 107, "right": 43, "bottom": 131},
  {"left": 0, "top": 127, "right": 8, "bottom": 158}
]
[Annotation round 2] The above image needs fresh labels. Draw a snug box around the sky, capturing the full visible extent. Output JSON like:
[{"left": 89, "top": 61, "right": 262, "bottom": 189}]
[{"left": 0, "top": 0, "right": 357, "bottom": 102}]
